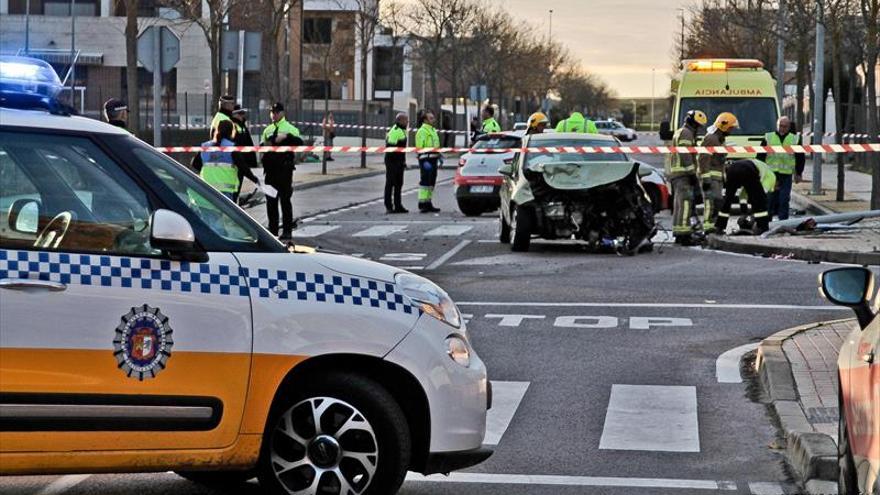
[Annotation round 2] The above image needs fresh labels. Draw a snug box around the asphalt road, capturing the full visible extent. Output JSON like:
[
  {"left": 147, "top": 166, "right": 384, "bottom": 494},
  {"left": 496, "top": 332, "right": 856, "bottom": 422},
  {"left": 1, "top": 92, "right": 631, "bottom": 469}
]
[{"left": 2, "top": 142, "right": 847, "bottom": 495}]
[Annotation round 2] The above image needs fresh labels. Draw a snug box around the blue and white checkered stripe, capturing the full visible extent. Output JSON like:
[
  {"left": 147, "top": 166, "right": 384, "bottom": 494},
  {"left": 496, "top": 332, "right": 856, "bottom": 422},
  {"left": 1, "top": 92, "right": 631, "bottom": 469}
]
[{"left": 0, "top": 249, "right": 415, "bottom": 315}]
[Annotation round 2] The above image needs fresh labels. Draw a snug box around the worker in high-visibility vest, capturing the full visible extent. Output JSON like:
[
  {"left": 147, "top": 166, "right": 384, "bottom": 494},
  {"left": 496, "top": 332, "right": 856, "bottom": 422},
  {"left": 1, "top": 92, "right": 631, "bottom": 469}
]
[
  {"left": 756, "top": 116, "right": 805, "bottom": 220},
  {"left": 555, "top": 111, "right": 599, "bottom": 134},
  {"left": 667, "top": 109, "right": 708, "bottom": 245},
  {"left": 416, "top": 110, "right": 441, "bottom": 213},
  {"left": 191, "top": 120, "right": 259, "bottom": 201},
  {"left": 716, "top": 158, "right": 776, "bottom": 235},
  {"left": 698, "top": 112, "right": 737, "bottom": 233},
  {"left": 210, "top": 95, "right": 235, "bottom": 135},
  {"left": 384, "top": 112, "right": 409, "bottom": 214},
  {"left": 260, "top": 103, "right": 302, "bottom": 239},
  {"left": 481, "top": 106, "right": 501, "bottom": 134}
]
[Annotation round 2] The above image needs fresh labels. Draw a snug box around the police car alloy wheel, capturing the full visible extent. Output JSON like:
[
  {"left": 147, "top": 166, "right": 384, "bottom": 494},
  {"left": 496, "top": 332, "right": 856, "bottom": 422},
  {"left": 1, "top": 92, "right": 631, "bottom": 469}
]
[{"left": 258, "top": 372, "right": 411, "bottom": 495}]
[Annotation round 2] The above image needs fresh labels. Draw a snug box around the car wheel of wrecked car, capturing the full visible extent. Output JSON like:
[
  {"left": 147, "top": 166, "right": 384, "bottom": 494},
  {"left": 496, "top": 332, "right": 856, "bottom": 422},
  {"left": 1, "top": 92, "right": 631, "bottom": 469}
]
[
  {"left": 499, "top": 207, "right": 511, "bottom": 244},
  {"left": 511, "top": 204, "right": 535, "bottom": 252}
]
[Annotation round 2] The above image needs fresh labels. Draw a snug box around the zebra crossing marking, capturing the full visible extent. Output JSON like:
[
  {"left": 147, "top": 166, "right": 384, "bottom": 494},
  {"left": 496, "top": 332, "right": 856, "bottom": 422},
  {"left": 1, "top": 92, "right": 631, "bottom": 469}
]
[
  {"left": 484, "top": 381, "right": 530, "bottom": 445},
  {"left": 599, "top": 384, "right": 700, "bottom": 452},
  {"left": 352, "top": 225, "right": 408, "bottom": 237},
  {"left": 291, "top": 225, "right": 340, "bottom": 238},
  {"left": 425, "top": 225, "right": 474, "bottom": 236}
]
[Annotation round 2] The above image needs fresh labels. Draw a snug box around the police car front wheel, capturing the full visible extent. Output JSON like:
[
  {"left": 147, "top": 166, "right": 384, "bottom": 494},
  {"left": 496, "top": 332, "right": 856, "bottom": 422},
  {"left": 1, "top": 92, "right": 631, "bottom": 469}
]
[{"left": 258, "top": 372, "right": 411, "bottom": 495}]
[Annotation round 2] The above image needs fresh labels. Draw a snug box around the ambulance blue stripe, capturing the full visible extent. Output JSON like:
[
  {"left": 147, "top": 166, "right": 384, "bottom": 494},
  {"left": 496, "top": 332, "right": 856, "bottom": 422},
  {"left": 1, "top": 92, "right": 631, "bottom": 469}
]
[{"left": 0, "top": 249, "right": 415, "bottom": 315}]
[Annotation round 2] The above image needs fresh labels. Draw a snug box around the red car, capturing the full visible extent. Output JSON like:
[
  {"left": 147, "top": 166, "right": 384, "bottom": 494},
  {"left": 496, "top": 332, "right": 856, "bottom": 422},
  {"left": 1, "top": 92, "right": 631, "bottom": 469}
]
[
  {"left": 454, "top": 132, "right": 522, "bottom": 217},
  {"left": 819, "top": 267, "right": 880, "bottom": 494}
]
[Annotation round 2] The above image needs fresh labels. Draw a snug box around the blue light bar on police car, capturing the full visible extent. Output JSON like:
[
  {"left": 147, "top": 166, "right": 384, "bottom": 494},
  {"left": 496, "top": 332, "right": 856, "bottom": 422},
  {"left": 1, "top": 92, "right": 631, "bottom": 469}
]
[{"left": 0, "top": 55, "right": 64, "bottom": 109}]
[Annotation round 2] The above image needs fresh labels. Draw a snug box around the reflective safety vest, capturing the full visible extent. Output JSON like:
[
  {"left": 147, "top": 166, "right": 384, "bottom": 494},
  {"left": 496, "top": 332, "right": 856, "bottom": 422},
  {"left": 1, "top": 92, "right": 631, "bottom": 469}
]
[
  {"left": 764, "top": 132, "right": 798, "bottom": 175},
  {"left": 481, "top": 118, "right": 501, "bottom": 134},
  {"left": 752, "top": 159, "right": 777, "bottom": 194},
  {"left": 199, "top": 139, "right": 239, "bottom": 193},
  {"left": 416, "top": 123, "right": 440, "bottom": 160},
  {"left": 210, "top": 112, "right": 232, "bottom": 134},
  {"left": 386, "top": 124, "right": 407, "bottom": 146},
  {"left": 555, "top": 113, "right": 599, "bottom": 134},
  {"left": 668, "top": 125, "right": 698, "bottom": 177}
]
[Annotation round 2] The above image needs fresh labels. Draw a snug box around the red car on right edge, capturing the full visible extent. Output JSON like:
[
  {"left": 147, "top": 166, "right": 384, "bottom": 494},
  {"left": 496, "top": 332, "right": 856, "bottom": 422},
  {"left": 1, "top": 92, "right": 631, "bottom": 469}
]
[{"left": 819, "top": 267, "right": 880, "bottom": 494}]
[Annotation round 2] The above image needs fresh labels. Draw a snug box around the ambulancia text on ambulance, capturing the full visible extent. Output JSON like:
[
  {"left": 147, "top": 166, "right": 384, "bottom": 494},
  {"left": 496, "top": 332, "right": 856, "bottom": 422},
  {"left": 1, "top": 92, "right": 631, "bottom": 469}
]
[
  {"left": 0, "top": 56, "right": 491, "bottom": 495},
  {"left": 660, "top": 58, "right": 781, "bottom": 152}
]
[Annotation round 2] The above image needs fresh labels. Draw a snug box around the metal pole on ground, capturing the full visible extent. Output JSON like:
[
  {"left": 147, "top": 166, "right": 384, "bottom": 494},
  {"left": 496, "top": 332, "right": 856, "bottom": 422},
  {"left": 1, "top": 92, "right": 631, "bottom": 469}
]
[{"left": 810, "top": 0, "right": 825, "bottom": 196}]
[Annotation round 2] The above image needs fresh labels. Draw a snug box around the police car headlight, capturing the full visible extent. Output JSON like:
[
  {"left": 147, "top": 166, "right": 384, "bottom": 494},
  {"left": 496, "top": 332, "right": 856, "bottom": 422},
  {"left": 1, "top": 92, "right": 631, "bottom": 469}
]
[
  {"left": 395, "top": 273, "right": 461, "bottom": 328},
  {"left": 445, "top": 336, "right": 471, "bottom": 367}
]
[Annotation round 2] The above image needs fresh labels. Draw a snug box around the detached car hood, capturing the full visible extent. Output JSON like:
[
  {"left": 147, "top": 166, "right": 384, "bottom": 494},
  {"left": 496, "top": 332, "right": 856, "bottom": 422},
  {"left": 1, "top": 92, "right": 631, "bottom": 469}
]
[{"left": 530, "top": 160, "right": 638, "bottom": 190}]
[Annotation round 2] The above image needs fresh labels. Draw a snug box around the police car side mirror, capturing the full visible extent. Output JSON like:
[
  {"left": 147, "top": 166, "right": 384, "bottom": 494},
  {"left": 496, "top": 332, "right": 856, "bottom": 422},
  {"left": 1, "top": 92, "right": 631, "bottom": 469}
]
[
  {"left": 150, "top": 209, "right": 204, "bottom": 261},
  {"left": 9, "top": 199, "right": 41, "bottom": 234},
  {"left": 659, "top": 121, "right": 673, "bottom": 141},
  {"left": 820, "top": 267, "right": 876, "bottom": 328}
]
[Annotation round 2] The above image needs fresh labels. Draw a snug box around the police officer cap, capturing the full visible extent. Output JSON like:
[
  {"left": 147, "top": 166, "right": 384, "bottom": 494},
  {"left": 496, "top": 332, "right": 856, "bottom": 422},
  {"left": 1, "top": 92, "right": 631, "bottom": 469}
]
[
  {"left": 270, "top": 102, "right": 285, "bottom": 113},
  {"left": 104, "top": 98, "right": 127, "bottom": 113},
  {"left": 232, "top": 104, "right": 247, "bottom": 116},
  {"left": 219, "top": 95, "right": 235, "bottom": 103}
]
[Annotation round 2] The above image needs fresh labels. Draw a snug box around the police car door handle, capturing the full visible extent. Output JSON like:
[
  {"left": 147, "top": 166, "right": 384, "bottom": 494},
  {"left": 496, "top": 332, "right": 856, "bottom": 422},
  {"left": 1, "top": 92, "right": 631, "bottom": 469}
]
[{"left": 0, "top": 278, "right": 67, "bottom": 292}]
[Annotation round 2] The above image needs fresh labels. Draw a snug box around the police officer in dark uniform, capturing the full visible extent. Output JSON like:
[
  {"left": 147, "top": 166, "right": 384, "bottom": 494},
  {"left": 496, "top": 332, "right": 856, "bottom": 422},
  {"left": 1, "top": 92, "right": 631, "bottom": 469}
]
[
  {"left": 231, "top": 105, "right": 258, "bottom": 204},
  {"left": 103, "top": 98, "right": 129, "bottom": 130},
  {"left": 261, "top": 103, "right": 303, "bottom": 239}
]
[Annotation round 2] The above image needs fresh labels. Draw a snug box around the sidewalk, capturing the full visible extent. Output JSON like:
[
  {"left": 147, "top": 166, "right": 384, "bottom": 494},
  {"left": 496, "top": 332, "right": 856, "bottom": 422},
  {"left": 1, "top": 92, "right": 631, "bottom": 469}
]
[
  {"left": 708, "top": 162, "right": 880, "bottom": 264},
  {"left": 757, "top": 319, "right": 858, "bottom": 494}
]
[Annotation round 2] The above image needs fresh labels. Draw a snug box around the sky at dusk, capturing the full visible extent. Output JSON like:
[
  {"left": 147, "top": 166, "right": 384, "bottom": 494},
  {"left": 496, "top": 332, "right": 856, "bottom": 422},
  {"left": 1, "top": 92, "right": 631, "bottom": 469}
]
[{"left": 490, "top": 0, "right": 695, "bottom": 98}]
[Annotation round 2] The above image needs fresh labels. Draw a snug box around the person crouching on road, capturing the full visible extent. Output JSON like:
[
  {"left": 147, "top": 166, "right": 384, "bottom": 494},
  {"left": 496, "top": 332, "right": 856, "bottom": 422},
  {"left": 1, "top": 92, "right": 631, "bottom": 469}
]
[
  {"left": 698, "top": 112, "right": 738, "bottom": 233},
  {"left": 526, "top": 112, "right": 549, "bottom": 135},
  {"left": 416, "top": 110, "right": 441, "bottom": 213},
  {"left": 716, "top": 159, "right": 776, "bottom": 235},
  {"left": 668, "top": 109, "right": 708, "bottom": 245},
  {"left": 191, "top": 120, "right": 260, "bottom": 201},
  {"left": 756, "top": 116, "right": 805, "bottom": 220},
  {"left": 261, "top": 103, "right": 303, "bottom": 240},
  {"left": 384, "top": 112, "right": 410, "bottom": 214}
]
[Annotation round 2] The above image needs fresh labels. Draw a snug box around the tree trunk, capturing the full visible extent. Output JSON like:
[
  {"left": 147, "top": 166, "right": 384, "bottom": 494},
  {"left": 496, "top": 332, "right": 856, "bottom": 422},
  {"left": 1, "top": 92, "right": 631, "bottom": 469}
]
[
  {"left": 210, "top": 24, "right": 222, "bottom": 107},
  {"left": 125, "top": 0, "right": 140, "bottom": 134},
  {"left": 866, "top": 53, "right": 879, "bottom": 209}
]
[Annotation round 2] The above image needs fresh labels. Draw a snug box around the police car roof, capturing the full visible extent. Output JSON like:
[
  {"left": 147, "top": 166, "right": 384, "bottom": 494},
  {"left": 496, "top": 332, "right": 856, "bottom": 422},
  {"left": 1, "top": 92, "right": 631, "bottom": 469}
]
[
  {"left": 529, "top": 132, "right": 617, "bottom": 142},
  {"left": 0, "top": 107, "right": 130, "bottom": 136}
]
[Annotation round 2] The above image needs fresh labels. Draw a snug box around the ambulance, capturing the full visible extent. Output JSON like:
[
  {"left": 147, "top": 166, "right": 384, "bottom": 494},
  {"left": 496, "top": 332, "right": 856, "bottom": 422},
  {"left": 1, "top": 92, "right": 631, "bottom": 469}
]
[
  {"left": 660, "top": 59, "right": 781, "bottom": 149},
  {"left": 0, "top": 56, "right": 491, "bottom": 494}
]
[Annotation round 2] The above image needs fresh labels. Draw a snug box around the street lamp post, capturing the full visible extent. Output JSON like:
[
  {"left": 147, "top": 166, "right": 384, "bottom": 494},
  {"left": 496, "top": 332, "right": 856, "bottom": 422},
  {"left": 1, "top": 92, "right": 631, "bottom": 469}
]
[
  {"left": 811, "top": 0, "right": 825, "bottom": 196},
  {"left": 549, "top": 10, "right": 553, "bottom": 39},
  {"left": 650, "top": 68, "right": 655, "bottom": 132}
]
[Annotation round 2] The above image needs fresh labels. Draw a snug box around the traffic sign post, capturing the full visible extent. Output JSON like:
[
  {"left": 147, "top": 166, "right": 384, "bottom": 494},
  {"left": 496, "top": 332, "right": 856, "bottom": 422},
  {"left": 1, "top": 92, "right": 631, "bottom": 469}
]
[{"left": 138, "top": 26, "right": 180, "bottom": 146}]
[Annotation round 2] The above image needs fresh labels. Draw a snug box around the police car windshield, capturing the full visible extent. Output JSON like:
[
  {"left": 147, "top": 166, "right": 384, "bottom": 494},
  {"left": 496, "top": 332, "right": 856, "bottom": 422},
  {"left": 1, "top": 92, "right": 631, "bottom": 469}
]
[
  {"left": 524, "top": 138, "right": 626, "bottom": 165},
  {"left": 679, "top": 97, "right": 778, "bottom": 136},
  {"left": 472, "top": 136, "right": 521, "bottom": 150}
]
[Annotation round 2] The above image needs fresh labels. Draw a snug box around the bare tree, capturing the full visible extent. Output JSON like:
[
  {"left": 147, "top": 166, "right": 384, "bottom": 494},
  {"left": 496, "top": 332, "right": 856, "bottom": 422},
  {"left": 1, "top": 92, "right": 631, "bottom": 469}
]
[
  {"left": 861, "top": 0, "right": 879, "bottom": 207},
  {"left": 344, "top": 0, "right": 380, "bottom": 168},
  {"left": 167, "top": 0, "right": 243, "bottom": 104}
]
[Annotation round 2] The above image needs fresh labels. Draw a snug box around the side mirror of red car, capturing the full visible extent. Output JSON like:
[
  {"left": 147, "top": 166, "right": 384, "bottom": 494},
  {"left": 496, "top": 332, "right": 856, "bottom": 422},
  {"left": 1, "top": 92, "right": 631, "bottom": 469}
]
[{"left": 819, "top": 267, "right": 876, "bottom": 328}]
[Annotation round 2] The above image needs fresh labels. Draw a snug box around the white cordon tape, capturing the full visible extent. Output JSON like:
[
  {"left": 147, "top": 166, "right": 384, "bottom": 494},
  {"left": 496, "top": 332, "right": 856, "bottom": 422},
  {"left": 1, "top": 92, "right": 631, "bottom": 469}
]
[
  {"left": 156, "top": 143, "right": 880, "bottom": 154},
  {"left": 160, "top": 120, "right": 472, "bottom": 135}
]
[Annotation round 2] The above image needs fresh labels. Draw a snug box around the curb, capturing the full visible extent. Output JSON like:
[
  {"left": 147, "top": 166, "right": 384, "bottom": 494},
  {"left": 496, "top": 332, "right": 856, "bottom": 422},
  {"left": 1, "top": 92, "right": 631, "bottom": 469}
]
[
  {"left": 293, "top": 169, "right": 385, "bottom": 192},
  {"left": 756, "top": 319, "right": 853, "bottom": 494},
  {"left": 707, "top": 236, "right": 880, "bottom": 265},
  {"left": 791, "top": 191, "right": 838, "bottom": 216}
]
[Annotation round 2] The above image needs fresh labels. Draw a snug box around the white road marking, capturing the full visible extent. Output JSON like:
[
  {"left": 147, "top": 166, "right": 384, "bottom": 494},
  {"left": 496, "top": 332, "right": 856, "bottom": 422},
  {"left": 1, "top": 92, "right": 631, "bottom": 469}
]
[
  {"left": 292, "top": 225, "right": 339, "bottom": 238},
  {"left": 35, "top": 475, "right": 91, "bottom": 495},
  {"left": 425, "top": 240, "right": 472, "bottom": 270},
  {"left": 484, "top": 381, "right": 529, "bottom": 445},
  {"left": 458, "top": 301, "right": 845, "bottom": 311},
  {"left": 405, "top": 472, "right": 736, "bottom": 490},
  {"left": 630, "top": 317, "right": 693, "bottom": 329},
  {"left": 600, "top": 384, "right": 700, "bottom": 452},
  {"left": 352, "top": 225, "right": 408, "bottom": 237},
  {"left": 380, "top": 253, "right": 427, "bottom": 262},
  {"left": 716, "top": 342, "right": 760, "bottom": 383},
  {"left": 554, "top": 316, "right": 618, "bottom": 328},
  {"left": 484, "top": 314, "right": 546, "bottom": 326},
  {"left": 424, "top": 224, "right": 474, "bottom": 236},
  {"left": 748, "top": 481, "right": 789, "bottom": 494}
]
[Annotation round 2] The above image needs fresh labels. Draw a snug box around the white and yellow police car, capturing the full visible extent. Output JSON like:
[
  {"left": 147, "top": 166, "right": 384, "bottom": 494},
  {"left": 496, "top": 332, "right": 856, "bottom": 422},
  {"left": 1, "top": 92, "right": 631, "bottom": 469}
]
[{"left": 0, "top": 56, "right": 490, "bottom": 494}]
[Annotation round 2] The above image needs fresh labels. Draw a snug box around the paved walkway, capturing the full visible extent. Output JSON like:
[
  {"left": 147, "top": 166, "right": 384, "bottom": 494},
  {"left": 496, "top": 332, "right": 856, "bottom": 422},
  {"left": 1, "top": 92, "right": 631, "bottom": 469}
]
[
  {"left": 796, "top": 162, "right": 872, "bottom": 212},
  {"left": 781, "top": 319, "right": 856, "bottom": 440}
]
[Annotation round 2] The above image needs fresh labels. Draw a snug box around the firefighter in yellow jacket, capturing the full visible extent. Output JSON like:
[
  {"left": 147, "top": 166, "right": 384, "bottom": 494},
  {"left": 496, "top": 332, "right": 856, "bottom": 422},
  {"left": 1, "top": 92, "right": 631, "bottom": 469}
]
[{"left": 668, "top": 109, "right": 708, "bottom": 245}]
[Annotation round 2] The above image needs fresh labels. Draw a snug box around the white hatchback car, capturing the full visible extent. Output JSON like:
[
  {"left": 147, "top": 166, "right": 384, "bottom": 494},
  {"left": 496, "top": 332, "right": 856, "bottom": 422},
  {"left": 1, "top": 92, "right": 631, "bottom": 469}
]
[
  {"left": 595, "top": 120, "right": 637, "bottom": 142},
  {"left": 0, "top": 56, "right": 490, "bottom": 495}
]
